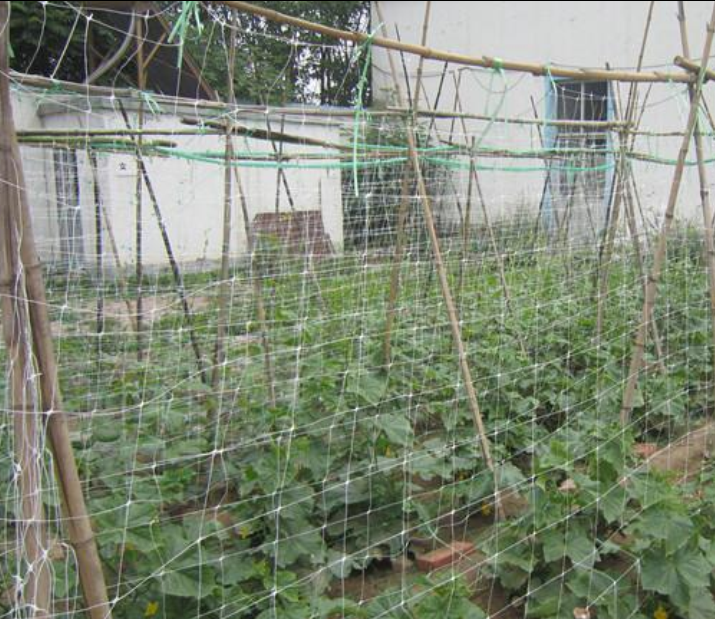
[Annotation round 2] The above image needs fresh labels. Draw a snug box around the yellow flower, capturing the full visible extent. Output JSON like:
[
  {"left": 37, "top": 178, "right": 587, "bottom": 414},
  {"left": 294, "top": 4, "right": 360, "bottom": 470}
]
[
  {"left": 145, "top": 601, "right": 159, "bottom": 617},
  {"left": 481, "top": 503, "right": 493, "bottom": 517},
  {"left": 654, "top": 606, "right": 668, "bottom": 619}
]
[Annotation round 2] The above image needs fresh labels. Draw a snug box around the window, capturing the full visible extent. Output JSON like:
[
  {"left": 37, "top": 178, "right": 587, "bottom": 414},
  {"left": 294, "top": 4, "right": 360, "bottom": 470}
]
[{"left": 546, "top": 80, "right": 612, "bottom": 238}]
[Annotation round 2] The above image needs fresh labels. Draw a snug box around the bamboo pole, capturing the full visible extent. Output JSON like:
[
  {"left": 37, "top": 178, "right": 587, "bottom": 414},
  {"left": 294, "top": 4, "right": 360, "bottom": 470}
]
[
  {"left": 0, "top": 82, "right": 51, "bottom": 619},
  {"left": 456, "top": 141, "right": 475, "bottom": 308},
  {"left": 382, "top": 167, "right": 413, "bottom": 366},
  {"left": 232, "top": 162, "right": 278, "bottom": 407},
  {"left": 620, "top": 3, "right": 715, "bottom": 426},
  {"left": 217, "top": 0, "right": 700, "bottom": 84},
  {"left": 451, "top": 81, "right": 529, "bottom": 358},
  {"left": 595, "top": 5, "right": 654, "bottom": 343},
  {"left": 89, "top": 149, "right": 137, "bottom": 331},
  {"left": 381, "top": 1, "right": 432, "bottom": 367},
  {"left": 612, "top": 88, "right": 667, "bottom": 373},
  {"left": 374, "top": 2, "right": 501, "bottom": 513},
  {"left": 135, "top": 15, "right": 145, "bottom": 362},
  {"left": 89, "top": 151, "right": 105, "bottom": 340},
  {"left": 677, "top": 0, "right": 715, "bottom": 409},
  {"left": 118, "top": 103, "right": 209, "bottom": 385},
  {"left": 675, "top": 55, "right": 715, "bottom": 81},
  {"left": 0, "top": 4, "right": 113, "bottom": 617},
  {"left": 213, "top": 18, "right": 238, "bottom": 389}
]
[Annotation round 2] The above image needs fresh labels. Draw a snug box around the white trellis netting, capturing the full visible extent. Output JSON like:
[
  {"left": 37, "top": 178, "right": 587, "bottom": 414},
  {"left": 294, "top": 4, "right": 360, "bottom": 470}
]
[{"left": 3, "top": 3, "right": 715, "bottom": 619}]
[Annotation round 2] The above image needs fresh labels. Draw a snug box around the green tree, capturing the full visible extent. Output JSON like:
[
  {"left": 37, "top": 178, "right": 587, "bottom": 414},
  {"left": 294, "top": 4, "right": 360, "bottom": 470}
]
[{"left": 8, "top": 1, "right": 370, "bottom": 106}]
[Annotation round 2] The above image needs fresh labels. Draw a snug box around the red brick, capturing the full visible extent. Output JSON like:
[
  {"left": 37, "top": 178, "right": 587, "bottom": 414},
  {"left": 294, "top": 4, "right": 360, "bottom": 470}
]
[{"left": 415, "top": 541, "right": 475, "bottom": 572}]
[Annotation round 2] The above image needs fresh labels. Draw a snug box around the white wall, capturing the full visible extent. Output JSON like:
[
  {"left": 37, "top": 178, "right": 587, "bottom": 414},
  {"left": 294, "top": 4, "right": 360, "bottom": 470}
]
[
  {"left": 372, "top": 1, "right": 715, "bottom": 229},
  {"left": 13, "top": 90, "right": 346, "bottom": 269}
]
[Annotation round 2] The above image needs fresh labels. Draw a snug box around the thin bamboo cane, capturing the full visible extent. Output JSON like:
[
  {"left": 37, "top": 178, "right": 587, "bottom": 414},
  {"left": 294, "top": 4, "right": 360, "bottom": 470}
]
[
  {"left": 240, "top": 43, "right": 329, "bottom": 314},
  {"left": 0, "top": 4, "right": 113, "bottom": 616},
  {"left": 213, "top": 18, "right": 238, "bottom": 390},
  {"left": 119, "top": 103, "right": 209, "bottom": 386},
  {"left": 452, "top": 83, "right": 529, "bottom": 358},
  {"left": 374, "top": 2, "right": 502, "bottom": 515},
  {"left": 232, "top": 162, "right": 278, "bottom": 408},
  {"left": 135, "top": 16, "right": 145, "bottom": 362},
  {"left": 677, "top": 0, "right": 715, "bottom": 410},
  {"left": 89, "top": 151, "right": 105, "bottom": 343},
  {"left": 218, "top": 0, "right": 699, "bottom": 84},
  {"left": 382, "top": 1, "right": 432, "bottom": 366},
  {"left": 613, "top": 91, "right": 668, "bottom": 374},
  {"left": 620, "top": 3, "right": 715, "bottom": 426},
  {"left": 89, "top": 149, "right": 137, "bottom": 331},
  {"left": 412, "top": 1, "right": 432, "bottom": 110},
  {"left": 455, "top": 143, "right": 475, "bottom": 308},
  {"left": 382, "top": 166, "right": 413, "bottom": 367},
  {"left": 596, "top": 4, "right": 655, "bottom": 342}
]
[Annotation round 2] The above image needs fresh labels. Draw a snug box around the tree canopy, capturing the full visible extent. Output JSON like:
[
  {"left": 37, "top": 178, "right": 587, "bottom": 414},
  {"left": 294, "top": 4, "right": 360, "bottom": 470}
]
[{"left": 8, "top": 1, "right": 371, "bottom": 106}]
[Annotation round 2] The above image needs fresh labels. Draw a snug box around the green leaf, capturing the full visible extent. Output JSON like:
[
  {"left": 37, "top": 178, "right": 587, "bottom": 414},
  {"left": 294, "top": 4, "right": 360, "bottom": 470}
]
[
  {"left": 689, "top": 591, "right": 715, "bottom": 619},
  {"left": 218, "top": 560, "right": 256, "bottom": 587},
  {"left": 375, "top": 414, "right": 413, "bottom": 446},
  {"left": 566, "top": 531, "right": 598, "bottom": 568},
  {"left": 159, "top": 568, "right": 215, "bottom": 599},
  {"left": 674, "top": 548, "right": 712, "bottom": 590},
  {"left": 640, "top": 551, "right": 679, "bottom": 596},
  {"left": 597, "top": 486, "right": 627, "bottom": 524}
]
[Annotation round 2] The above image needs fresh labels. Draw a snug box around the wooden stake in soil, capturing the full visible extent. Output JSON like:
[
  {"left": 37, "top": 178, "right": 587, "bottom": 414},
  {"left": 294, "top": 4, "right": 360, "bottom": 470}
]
[
  {"left": 0, "top": 3, "right": 113, "bottom": 617},
  {"left": 620, "top": 3, "right": 715, "bottom": 425},
  {"left": 374, "top": 2, "right": 502, "bottom": 512},
  {"left": 677, "top": 0, "right": 715, "bottom": 410}
]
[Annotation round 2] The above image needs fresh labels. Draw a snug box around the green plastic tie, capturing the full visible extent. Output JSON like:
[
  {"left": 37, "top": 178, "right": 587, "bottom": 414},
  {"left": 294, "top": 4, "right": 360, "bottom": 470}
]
[{"left": 168, "top": 1, "right": 203, "bottom": 68}]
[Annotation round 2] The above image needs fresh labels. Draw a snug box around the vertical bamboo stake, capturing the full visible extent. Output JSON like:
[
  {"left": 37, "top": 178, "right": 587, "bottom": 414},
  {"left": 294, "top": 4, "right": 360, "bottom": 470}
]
[
  {"left": 382, "top": 166, "right": 412, "bottom": 366},
  {"left": 135, "top": 14, "right": 145, "bottom": 361},
  {"left": 620, "top": 2, "right": 715, "bottom": 425},
  {"left": 118, "top": 104, "right": 209, "bottom": 385},
  {"left": 213, "top": 18, "right": 238, "bottom": 389},
  {"left": 381, "top": 1, "right": 431, "bottom": 366},
  {"left": 455, "top": 144, "right": 475, "bottom": 307},
  {"left": 596, "top": 2, "right": 655, "bottom": 340},
  {"left": 90, "top": 151, "right": 104, "bottom": 339},
  {"left": 232, "top": 162, "right": 278, "bottom": 407},
  {"left": 453, "top": 87, "right": 528, "bottom": 358},
  {"left": 0, "top": 4, "right": 113, "bottom": 617},
  {"left": 91, "top": 150, "right": 137, "bottom": 331},
  {"left": 375, "top": 2, "right": 501, "bottom": 509},
  {"left": 677, "top": 0, "right": 715, "bottom": 407},
  {"left": 611, "top": 92, "right": 667, "bottom": 373}
]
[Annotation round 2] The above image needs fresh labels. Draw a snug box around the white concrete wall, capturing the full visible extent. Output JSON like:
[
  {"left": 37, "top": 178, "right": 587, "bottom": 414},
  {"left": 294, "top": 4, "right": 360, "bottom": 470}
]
[
  {"left": 372, "top": 1, "right": 715, "bottom": 229},
  {"left": 13, "top": 90, "right": 346, "bottom": 269}
]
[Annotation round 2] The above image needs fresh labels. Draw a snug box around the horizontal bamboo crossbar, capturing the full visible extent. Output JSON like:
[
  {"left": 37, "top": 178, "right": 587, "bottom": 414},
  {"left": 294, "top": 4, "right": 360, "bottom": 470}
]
[{"left": 217, "top": 0, "right": 700, "bottom": 84}]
